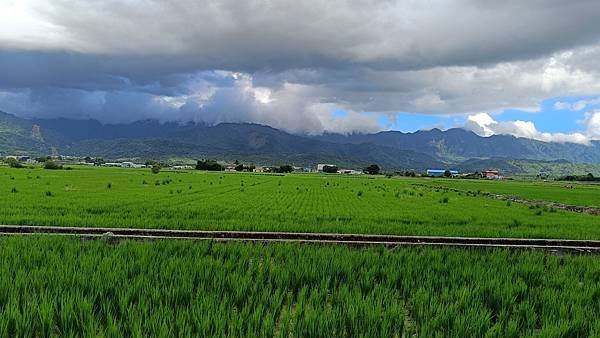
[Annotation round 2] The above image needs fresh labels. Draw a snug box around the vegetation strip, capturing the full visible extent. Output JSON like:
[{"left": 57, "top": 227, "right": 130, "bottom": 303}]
[
  {"left": 412, "top": 183, "right": 600, "bottom": 215},
  {"left": 1, "top": 225, "right": 599, "bottom": 252}
]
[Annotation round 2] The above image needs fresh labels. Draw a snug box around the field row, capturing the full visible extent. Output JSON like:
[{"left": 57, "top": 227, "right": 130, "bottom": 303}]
[
  {"left": 1, "top": 167, "right": 599, "bottom": 239},
  {"left": 423, "top": 177, "right": 600, "bottom": 208}
]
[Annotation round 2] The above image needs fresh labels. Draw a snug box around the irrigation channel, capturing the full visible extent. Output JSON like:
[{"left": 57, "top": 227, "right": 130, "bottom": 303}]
[{"left": 1, "top": 225, "right": 599, "bottom": 253}]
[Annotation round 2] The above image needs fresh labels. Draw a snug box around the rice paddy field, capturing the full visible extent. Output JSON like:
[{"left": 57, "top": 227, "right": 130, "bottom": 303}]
[
  {"left": 423, "top": 177, "right": 600, "bottom": 208},
  {"left": 1, "top": 166, "right": 599, "bottom": 239},
  {"left": 0, "top": 236, "right": 598, "bottom": 337}
]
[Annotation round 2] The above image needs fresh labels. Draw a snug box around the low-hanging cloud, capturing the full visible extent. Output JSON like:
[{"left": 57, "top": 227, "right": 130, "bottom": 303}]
[{"left": 464, "top": 112, "right": 600, "bottom": 145}]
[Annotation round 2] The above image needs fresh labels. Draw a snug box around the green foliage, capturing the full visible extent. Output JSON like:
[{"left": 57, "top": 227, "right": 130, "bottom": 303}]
[
  {"left": 322, "top": 165, "right": 338, "bottom": 173},
  {"left": 151, "top": 165, "right": 161, "bottom": 174},
  {"left": 363, "top": 164, "right": 381, "bottom": 175},
  {"left": 0, "top": 237, "right": 599, "bottom": 336},
  {"left": 5, "top": 157, "right": 23, "bottom": 168},
  {"left": 557, "top": 173, "right": 600, "bottom": 182},
  {"left": 43, "top": 160, "right": 63, "bottom": 170},
  {"left": 273, "top": 165, "right": 293, "bottom": 173},
  {"left": 195, "top": 160, "right": 224, "bottom": 171}
]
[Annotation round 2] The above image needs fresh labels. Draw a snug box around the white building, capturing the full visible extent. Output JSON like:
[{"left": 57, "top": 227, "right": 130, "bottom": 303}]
[{"left": 317, "top": 164, "right": 336, "bottom": 172}]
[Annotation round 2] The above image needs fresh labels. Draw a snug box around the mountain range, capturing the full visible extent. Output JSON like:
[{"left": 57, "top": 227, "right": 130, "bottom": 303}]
[{"left": 1, "top": 110, "right": 600, "bottom": 173}]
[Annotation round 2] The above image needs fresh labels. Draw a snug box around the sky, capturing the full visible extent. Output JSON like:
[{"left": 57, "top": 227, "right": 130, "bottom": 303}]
[{"left": 0, "top": 0, "right": 600, "bottom": 144}]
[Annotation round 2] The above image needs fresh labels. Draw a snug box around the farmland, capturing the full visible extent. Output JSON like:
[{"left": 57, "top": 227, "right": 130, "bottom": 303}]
[
  {"left": 1, "top": 166, "right": 599, "bottom": 239},
  {"left": 1, "top": 236, "right": 599, "bottom": 336},
  {"left": 423, "top": 177, "right": 600, "bottom": 208}
]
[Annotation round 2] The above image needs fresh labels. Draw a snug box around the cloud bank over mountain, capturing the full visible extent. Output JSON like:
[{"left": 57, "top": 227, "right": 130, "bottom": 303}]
[{"left": 1, "top": 0, "right": 600, "bottom": 137}]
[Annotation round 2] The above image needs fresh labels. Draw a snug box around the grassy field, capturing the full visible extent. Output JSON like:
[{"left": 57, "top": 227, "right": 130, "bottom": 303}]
[
  {"left": 1, "top": 166, "right": 599, "bottom": 239},
  {"left": 0, "top": 236, "right": 598, "bottom": 337},
  {"left": 423, "top": 177, "right": 600, "bottom": 208}
]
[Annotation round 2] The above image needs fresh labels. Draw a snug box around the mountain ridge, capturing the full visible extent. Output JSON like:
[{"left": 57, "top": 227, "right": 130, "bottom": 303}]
[{"left": 1, "top": 111, "right": 600, "bottom": 171}]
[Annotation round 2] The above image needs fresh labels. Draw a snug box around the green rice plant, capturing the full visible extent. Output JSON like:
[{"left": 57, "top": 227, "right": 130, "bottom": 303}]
[
  {"left": 1, "top": 167, "right": 599, "bottom": 240},
  {"left": 0, "top": 237, "right": 597, "bottom": 337}
]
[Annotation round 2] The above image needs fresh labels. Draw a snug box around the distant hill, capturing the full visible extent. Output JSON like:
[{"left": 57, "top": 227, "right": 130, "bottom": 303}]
[
  {"left": 2, "top": 110, "right": 600, "bottom": 172},
  {"left": 457, "top": 158, "right": 600, "bottom": 177},
  {"left": 0, "top": 111, "right": 440, "bottom": 170},
  {"left": 315, "top": 128, "right": 600, "bottom": 163}
]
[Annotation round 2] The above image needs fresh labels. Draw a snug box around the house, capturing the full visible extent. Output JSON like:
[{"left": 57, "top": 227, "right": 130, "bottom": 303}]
[
  {"left": 426, "top": 169, "right": 458, "bottom": 177},
  {"left": 317, "top": 164, "right": 336, "bottom": 172},
  {"left": 103, "top": 162, "right": 122, "bottom": 167},
  {"left": 172, "top": 165, "right": 193, "bottom": 170},
  {"left": 482, "top": 169, "right": 501, "bottom": 179},
  {"left": 253, "top": 166, "right": 265, "bottom": 173}
]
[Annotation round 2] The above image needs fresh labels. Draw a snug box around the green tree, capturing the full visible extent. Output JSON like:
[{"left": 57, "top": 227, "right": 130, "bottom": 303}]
[
  {"left": 5, "top": 158, "right": 23, "bottom": 168},
  {"left": 363, "top": 164, "right": 381, "bottom": 175},
  {"left": 322, "top": 165, "right": 338, "bottom": 173},
  {"left": 279, "top": 165, "right": 293, "bottom": 173},
  {"left": 196, "top": 160, "right": 224, "bottom": 171},
  {"left": 151, "top": 165, "right": 161, "bottom": 174},
  {"left": 44, "top": 160, "right": 63, "bottom": 170}
]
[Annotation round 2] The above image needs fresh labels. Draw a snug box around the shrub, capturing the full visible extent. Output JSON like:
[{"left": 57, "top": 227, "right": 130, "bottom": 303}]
[
  {"left": 151, "top": 165, "right": 161, "bottom": 174},
  {"left": 363, "top": 164, "right": 381, "bottom": 175},
  {"left": 44, "top": 161, "right": 63, "bottom": 170},
  {"left": 10, "top": 187, "right": 17, "bottom": 193},
  {"left": 195, "top": 160, "right": 223, "bottom": 171},
  {"left": 5, "top": 158, "right": 23, "bottom": 168},
  {"left": 45, "top": 191, "right": 53, "bottom": 197}
]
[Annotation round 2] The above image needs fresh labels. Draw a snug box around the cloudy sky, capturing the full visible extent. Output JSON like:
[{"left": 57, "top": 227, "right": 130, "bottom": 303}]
[{"left": 1, "top": 0, "right": 600, "bottom": 143}]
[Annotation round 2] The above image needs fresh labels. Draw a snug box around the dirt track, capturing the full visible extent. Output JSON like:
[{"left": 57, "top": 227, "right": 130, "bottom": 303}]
[{"left": 1, "top": 225, "right": 598, "bottom": 253}]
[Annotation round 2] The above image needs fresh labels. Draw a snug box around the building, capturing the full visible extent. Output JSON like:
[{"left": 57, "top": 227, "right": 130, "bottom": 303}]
[
  {"left": 317, "top": 164, "right": 336, "bottom": 172},
  {"left": 426, "top": 169, "right": 459, "bottom": 177},
  {"left": 482, "top": 169, "right": 501, "bottom": 179},
  {"left": 172, "top": 165, "right": 193, "bottom": 170},
  {"left": 103, "top": 162, "right": 122, "bottom": 167},
  {"left": 339, "top": 169, "right": 362, "bottom": 175}
]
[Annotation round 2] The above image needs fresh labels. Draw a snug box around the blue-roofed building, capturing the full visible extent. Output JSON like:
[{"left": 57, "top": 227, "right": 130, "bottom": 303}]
[{"left": 426, "top": 169, "right": 458, "bottom": 177}]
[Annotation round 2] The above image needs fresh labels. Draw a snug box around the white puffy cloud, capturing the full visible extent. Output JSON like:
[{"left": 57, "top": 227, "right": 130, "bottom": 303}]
[
  {"left": 464, "top": 112, "right": 599, "bottom": 145},
  {"left": 583, "top": 111, "right": 600, "bottom": 140}
]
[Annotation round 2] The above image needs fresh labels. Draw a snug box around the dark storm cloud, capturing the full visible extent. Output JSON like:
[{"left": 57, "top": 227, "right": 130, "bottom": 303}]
[{"left": 2, "top": 0, "right": 600, "bottom": 134}]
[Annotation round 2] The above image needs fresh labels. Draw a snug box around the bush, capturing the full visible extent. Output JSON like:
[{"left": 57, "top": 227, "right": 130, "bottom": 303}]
[
  {"left": 195, "top": 160, "right": 224, "bottom": 171},
  {"left": 322, "top": 165, "right": 338, "bottom": 173},
  {"left": 363, "top": 164, "right": 381, "bottom": 175},
  {"left": 151, "top": 165, "right": 161, "bottom": 174},
  {"left": 44, "top": 160, "right": 63, "bottom": 170},
  {"left": 5, "top": 158, "right": 23, "bottom": 168}
]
